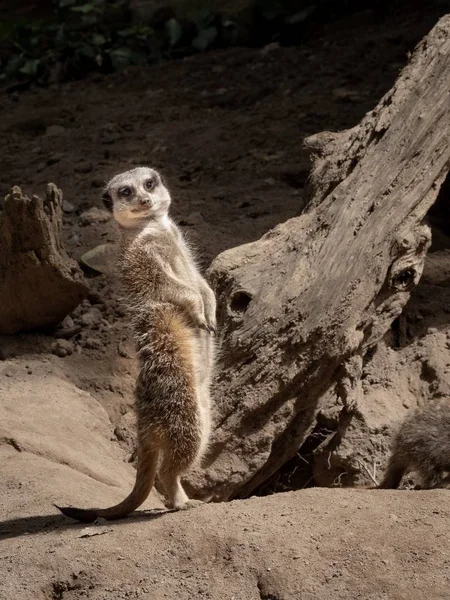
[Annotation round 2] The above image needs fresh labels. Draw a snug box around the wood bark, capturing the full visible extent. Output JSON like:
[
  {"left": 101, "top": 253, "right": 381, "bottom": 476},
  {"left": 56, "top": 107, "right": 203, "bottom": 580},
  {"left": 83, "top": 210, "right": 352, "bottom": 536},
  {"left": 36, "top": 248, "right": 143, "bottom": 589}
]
[
  {"left": 0, "top": 184, "right": 88, "bottom": 334},
  {"left": 186, "top": 15, "right": 450, "bottom": 501}
]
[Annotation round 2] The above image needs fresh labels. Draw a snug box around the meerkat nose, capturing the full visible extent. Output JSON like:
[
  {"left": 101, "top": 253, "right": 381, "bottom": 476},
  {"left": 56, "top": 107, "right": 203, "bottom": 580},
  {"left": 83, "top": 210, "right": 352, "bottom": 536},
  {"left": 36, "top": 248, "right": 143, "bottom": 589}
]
[{"left": 139, "top": 197, "right": 151, "bottom": 206}]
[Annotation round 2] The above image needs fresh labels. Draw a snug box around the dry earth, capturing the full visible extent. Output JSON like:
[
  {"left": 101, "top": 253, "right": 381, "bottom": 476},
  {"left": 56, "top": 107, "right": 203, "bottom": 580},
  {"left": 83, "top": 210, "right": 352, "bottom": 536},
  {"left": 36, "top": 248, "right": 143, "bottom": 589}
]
[{"left": 1, "top": 3, "right": 450, "bottom": 599}]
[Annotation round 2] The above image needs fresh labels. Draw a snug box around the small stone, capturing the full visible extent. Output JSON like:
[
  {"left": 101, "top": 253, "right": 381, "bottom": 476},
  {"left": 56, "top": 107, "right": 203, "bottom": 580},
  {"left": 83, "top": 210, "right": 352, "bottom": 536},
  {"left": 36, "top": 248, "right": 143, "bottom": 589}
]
[
  {"left": 63, "top": 200, "right": 75, "bottom": 214},
  {"left": 260, "top": 42, "right": 280, "bottom": 56},
  {"left": 79, "top": 207, "right": 111, "bottom": 226},
  {"left": 60, "top": 315, "right": 74, "bottom": 329},
  {"left": 45, "top": 125, "right": 66, "bottom": 137},
  {"left": 80, "top": 243, "right": 117, "bottom": 274},
  {"left": 427, "top": 327, "right": 438, "bottom": 334},
  {"left": 80, "top": 308, "right": 102, "bottom": 327},
  {"left": 51, "top": 339, "right": 74, "bottom": 357},
  {"left": 83, "top": 337, "right": 101, "bottom": 350}
]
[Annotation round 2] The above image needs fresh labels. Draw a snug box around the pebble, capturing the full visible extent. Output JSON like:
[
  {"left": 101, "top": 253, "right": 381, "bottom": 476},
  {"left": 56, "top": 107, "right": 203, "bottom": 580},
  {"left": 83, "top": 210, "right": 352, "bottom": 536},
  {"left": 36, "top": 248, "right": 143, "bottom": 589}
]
[
  {"left": 60, "top": 315, "right": 74, "bottom": 329},
  {"left": 63, "top": 200, "right": 75, "bottom": 214},
  {"left": 80, "top": 308, "right": 102, "bottom": 327},
  {"left": 83, "top": 337, "right": 102, "bottom": 350},
  {"left": 51, "top": 339, "right": 74, "bottom": 358},
  {"left": 79, "top": 207, "right": 111, "bottom": 226}
]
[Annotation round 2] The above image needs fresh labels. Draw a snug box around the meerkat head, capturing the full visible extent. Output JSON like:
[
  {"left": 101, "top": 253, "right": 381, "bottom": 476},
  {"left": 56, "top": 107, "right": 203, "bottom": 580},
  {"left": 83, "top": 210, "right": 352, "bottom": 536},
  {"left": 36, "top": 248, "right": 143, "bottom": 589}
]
[{"left": 102, "top": 166, "right": 171, "bottom": 228}]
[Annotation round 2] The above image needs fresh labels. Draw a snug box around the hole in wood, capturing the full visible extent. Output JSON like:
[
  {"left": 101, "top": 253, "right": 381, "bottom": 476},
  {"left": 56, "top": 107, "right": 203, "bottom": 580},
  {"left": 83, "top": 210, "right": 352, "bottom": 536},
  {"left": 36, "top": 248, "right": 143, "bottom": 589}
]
[
  {"left": 393, "top": 268, "right": 415, "bottom": 290},
  {"left": 229, "top": 291, "right": 252, "bottom": 315}
]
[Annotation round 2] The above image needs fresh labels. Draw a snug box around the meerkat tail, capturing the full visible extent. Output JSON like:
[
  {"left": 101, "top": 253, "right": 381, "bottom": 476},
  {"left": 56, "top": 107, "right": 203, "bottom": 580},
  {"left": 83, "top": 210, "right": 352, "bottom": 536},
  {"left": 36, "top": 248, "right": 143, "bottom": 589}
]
[
  {"left": 377, "top": 460, "right": 406, "bottom": 489},
  {"left": 56, "top": 448, "right": 159, "bottom": 522}
]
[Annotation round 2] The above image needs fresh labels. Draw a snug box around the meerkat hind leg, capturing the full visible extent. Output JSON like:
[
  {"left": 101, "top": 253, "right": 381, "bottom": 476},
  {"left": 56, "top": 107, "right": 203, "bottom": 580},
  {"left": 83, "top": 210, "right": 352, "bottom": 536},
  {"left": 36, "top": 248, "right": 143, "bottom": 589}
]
[{"left": 159, "top": 454, "right": 203, "bottom": 511}]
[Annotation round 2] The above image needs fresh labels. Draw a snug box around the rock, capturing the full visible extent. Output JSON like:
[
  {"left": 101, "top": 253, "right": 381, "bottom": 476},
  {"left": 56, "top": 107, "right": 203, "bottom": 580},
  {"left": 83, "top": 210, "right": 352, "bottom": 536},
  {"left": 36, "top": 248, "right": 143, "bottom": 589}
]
[
  {"left": 79, "top": 207, "right": 112, "bottom": 226},
  {"left": 260, "top": 42, "right": 280, "bottom": 56},
  {"left": 80, "top": 243, "right": 117, "bottom": 274},
  {"left": 83, "top": 337, "right": 102, "bottom": 350},
  {"left": 80, "top": 307, "right": 102, "bottom": 327},
  {"left": 62, "top": 200, "right": 75, "bottom": 214},
  {"left": 59, "top": 315, "right": 74, "bottom": 329},
  {"left": 45, "top": 124, "right": 66, "bottom": 137},
  {"left": 0, "top": 185, "right": 89, "bottom": 334},
  {"left": 51, "top": 339, "right": 74, "bottom": 357},
  {"left": 54, "top": 315, "right": 81, "bottom": 339}
]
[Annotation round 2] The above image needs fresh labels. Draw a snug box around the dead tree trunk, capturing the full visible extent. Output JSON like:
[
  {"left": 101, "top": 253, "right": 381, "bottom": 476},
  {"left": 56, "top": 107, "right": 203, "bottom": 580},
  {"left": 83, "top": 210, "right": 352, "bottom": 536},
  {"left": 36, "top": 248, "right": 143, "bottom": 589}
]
[{"left": 185, "top": 15, "right": 450, "bottom": 502}]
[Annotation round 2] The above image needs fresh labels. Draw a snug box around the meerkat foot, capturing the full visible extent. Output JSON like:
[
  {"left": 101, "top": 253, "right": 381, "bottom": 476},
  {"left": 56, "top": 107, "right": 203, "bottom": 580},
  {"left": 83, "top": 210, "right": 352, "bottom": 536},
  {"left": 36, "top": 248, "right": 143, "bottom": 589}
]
[
  {"left": 180, "top": 499, "right": 204, "bottom": 510},
  {"left": 167, "top": 498, "right": 203, "bottom": 511}
]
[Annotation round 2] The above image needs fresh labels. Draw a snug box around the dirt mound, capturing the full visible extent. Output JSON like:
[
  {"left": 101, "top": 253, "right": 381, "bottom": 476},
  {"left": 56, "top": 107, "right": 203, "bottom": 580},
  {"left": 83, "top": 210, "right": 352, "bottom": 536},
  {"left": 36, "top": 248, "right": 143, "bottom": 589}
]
[{"left": 1, "top": 355, "right": 449, "bottom": 600}]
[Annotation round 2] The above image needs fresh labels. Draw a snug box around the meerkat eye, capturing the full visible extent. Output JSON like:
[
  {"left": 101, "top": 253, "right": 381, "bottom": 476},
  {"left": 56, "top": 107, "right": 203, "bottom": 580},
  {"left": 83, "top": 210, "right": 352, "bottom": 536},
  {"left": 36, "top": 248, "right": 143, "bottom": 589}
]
[
  {"left": 119, "top": 186, "right": 132, "bottom": 198},
  {"left": 145, "top": 178, "right": 156, "bottom": 191}
]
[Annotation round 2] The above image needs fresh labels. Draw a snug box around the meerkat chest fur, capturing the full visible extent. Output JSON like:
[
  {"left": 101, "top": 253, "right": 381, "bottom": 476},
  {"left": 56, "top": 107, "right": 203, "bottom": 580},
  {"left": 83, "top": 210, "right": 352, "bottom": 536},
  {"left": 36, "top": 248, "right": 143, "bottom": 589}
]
[{"left": 119, "top": 215, "right": 201, "bottom": 308}]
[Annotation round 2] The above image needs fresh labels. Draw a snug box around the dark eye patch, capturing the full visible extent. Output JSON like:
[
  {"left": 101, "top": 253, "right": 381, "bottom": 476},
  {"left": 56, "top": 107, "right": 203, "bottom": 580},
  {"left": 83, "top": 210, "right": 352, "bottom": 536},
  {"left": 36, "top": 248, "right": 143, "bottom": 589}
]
[
  {"left": 102, "top": 191, "right": 113, "bottom": 212},
  {"left": 119, "top": 186, "right": 133, "bottom": 198}
]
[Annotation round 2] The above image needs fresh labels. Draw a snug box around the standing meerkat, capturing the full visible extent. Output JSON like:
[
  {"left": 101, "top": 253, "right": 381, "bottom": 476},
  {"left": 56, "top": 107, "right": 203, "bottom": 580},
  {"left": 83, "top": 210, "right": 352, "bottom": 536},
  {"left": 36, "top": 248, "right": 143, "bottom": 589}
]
[
  {"left": 378, "top": 398, "right": 450, "bottom": 489},
  {"left": 56, "top": 166, "right": 216, "bottom": 522}
]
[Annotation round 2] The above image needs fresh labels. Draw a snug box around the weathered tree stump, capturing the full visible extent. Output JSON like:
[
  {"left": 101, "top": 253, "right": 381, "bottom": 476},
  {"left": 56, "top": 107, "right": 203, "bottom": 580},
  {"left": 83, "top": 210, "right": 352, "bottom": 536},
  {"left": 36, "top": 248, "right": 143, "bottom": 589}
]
[
  {"left": 186, "top": 15, "right": 450, "bottom": 501},
  {"left": 0, "top": 184, "right": 88, "bottom": 334}
]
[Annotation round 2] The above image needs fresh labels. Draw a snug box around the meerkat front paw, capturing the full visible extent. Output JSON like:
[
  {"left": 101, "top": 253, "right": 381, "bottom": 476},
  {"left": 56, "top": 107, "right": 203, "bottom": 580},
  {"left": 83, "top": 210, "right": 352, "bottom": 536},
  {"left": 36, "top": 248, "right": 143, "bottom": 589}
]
[
  {"left": 204, "top": 310, "right": 217, "bottom": 334},
  {"left": 197, "top": 318, "right": 216, "bottom": 334}
]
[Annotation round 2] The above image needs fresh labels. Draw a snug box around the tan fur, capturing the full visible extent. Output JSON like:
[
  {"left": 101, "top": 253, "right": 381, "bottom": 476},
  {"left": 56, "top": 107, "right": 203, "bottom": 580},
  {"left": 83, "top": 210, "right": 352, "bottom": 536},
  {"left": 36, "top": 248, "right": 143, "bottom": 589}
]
[{"left": 56, "top": 167, "right": 216, "bottom": 522}]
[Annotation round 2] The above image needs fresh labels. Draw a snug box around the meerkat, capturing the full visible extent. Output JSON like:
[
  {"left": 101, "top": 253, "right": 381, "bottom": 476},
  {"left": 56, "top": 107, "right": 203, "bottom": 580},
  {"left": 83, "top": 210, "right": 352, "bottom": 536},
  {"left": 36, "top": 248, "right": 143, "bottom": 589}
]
[
  {"left": 378, "top": 398, "right": 450, "bottom": 489},
  {"left": 56, "top": 166, "right": 216, "bottom": 522}
]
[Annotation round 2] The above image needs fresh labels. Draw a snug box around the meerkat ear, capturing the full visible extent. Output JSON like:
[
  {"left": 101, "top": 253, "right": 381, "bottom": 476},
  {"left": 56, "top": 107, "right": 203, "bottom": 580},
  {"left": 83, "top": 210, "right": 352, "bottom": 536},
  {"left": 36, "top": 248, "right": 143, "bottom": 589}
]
[{"left": 102, "top": 191, "right": 113, "bottom": 213}]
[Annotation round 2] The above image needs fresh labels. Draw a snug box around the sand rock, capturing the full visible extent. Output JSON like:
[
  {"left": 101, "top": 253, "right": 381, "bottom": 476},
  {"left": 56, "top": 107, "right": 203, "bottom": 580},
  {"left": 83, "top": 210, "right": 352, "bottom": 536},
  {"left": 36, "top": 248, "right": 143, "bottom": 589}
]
[
  {"left": 51, "top": 339, "right": 74, "bottom": 357},
  {"left": 0, "top": 185, "right": 89, "bottom": 334},
  {"left": 79, "top": 207, "right": 111, "bottom": 226},
  {"left": 0, "top": 364, "right": 163, "bottom": 520}
]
